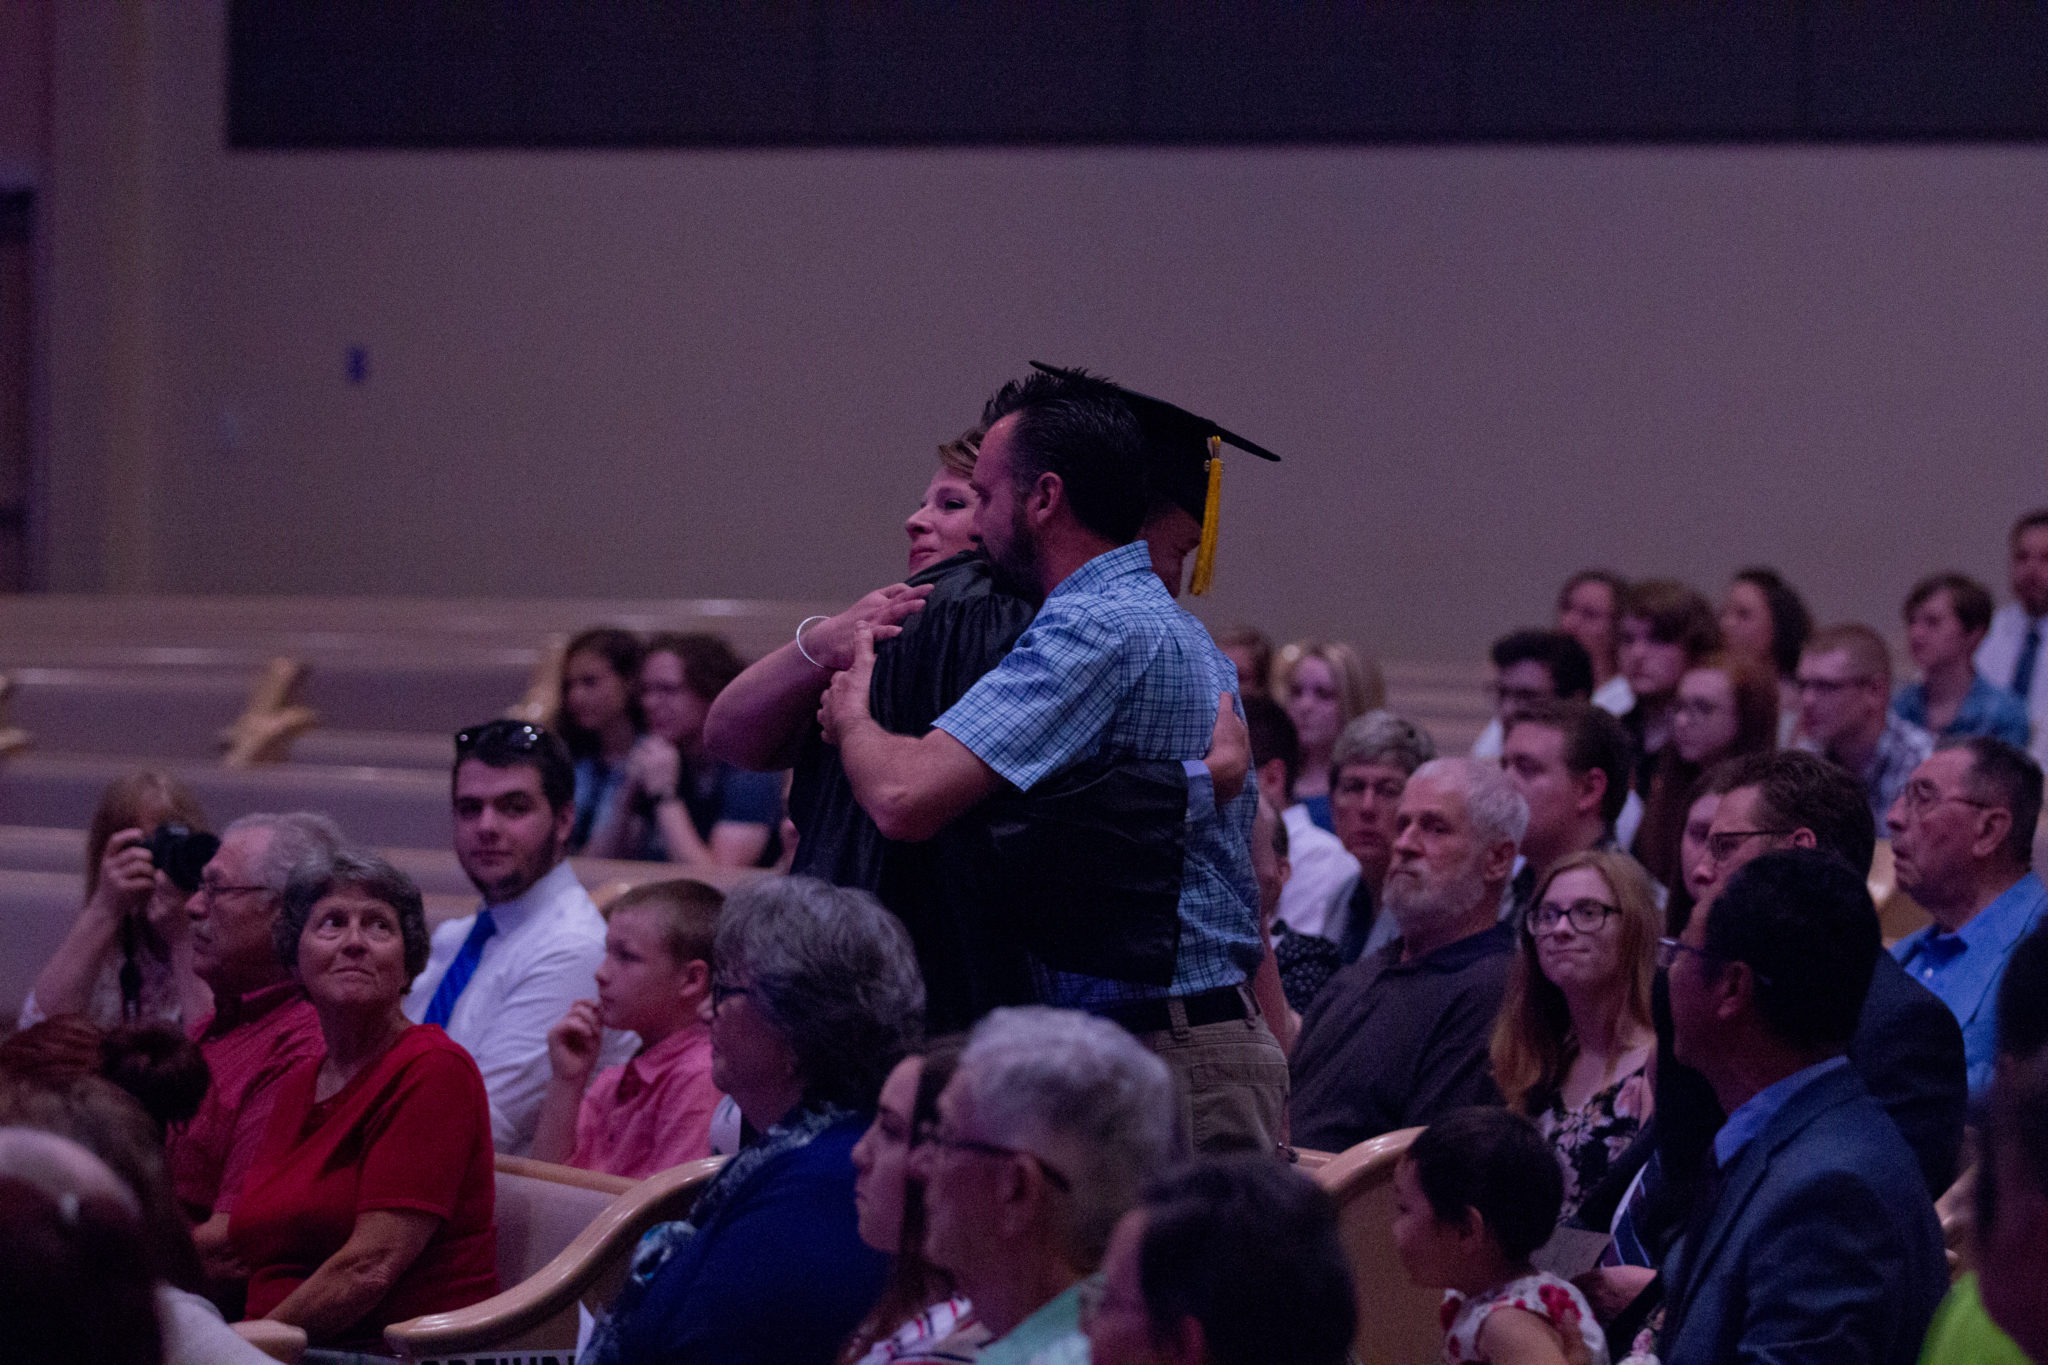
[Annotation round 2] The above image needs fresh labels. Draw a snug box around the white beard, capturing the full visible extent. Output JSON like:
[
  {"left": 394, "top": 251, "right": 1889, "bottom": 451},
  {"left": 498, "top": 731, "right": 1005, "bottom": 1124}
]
[{"left": 1382, "top": 856, "right": 1490, "bottom": 944}]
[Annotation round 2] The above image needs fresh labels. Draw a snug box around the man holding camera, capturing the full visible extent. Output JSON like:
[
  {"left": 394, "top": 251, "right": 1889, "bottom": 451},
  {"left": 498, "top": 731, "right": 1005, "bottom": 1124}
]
[{"left": 168, "top": 812, "right": 341, "bottom": 1289}]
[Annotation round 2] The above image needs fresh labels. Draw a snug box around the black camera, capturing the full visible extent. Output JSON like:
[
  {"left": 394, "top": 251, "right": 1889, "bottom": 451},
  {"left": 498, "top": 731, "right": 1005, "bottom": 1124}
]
[{"left": 143, "top": 822, "right": 222, "bottom": 895}]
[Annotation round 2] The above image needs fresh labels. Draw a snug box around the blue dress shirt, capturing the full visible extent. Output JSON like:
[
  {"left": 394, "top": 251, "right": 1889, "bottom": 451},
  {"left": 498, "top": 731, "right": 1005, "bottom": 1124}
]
[
  {"left": 1713, "top": 1055, "right": 1852, "bottom": 1169},
  {"left": 1892, "top": 873, "right": 2048, "bottom": 1100},
  {"left": 1892, "top": 674, "right": 2032, "bottom": 750}
]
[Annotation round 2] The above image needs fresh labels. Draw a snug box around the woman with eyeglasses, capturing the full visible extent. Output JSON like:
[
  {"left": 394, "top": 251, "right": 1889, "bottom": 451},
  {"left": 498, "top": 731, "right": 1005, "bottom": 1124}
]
[
  {"left": 840, "top": 1036, "right": 974, "bottom": 1365},
  {"left": 1632, "top": 650, "right": 1778, "bottom": 894},
  {"left": 1489, "top": 850, "right": 1661, "bottom": 1222},
  {"left": 584, "top": 877, "right": 925, "bottom": 1365}
]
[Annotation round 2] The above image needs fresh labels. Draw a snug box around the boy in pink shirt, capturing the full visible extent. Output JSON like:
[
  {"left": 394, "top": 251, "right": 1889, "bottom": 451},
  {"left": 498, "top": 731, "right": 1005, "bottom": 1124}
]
[{"left": 531, "top": 879, "right": 723, "bottom": 1178}]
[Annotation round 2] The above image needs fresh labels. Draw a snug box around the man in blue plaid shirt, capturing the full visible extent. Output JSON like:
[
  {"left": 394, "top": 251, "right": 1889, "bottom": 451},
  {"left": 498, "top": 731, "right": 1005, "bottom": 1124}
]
[{"left": 822, "top": 368, "right": 1287, "bottom": 1152}]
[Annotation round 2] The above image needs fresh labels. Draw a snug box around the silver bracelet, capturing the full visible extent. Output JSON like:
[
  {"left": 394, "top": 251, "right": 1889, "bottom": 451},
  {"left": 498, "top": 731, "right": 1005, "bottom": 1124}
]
[{"left": 794, "top": 615, "right": 832, "bottom": 669}]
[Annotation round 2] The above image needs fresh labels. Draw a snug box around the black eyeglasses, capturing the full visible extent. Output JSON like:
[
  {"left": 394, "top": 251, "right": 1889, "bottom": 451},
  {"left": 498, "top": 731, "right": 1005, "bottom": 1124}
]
[
  {"left": 1525, "top": 898, "right": 1619, "bottom": 935},
  {"left": 1656, "top": 936, "right": 1775, "bottom": 986},
  {"left": 1703, "top": 828, "right": 1795, "bottom": 863},
  {"left": 927, "top": 1127, "right": 1073, "bottom": 1192},
  {"left": 454, "top": 720, "right": 548, "bottom": 756},
  {"left": 709, "top": 981, "right": 751, "bottom": 1011}
]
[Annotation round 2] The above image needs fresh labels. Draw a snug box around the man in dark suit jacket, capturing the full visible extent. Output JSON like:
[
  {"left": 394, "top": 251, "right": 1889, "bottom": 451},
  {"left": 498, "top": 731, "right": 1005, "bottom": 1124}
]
[{"left": 1657, "top": 849, "right": 1947, "bottom": 1364}]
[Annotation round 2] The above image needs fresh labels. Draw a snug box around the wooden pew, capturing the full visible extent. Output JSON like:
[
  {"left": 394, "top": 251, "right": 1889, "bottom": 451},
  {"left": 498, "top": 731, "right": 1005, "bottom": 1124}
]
[
  {"left": 1310, "top": 1127, "right": 1441, "bottom": 1365},
  {"left": 384, "top": 1156, "right": 724, "bottom": 1362}
]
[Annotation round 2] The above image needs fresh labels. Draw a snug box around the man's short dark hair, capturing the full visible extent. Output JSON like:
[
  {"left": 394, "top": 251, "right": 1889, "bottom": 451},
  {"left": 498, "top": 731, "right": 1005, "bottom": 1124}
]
[
  {"left": 1505, "top": 699, "right": 1633, "bottom": 826},
  {"left": 2012, "top": 508, "right": 2048, "bottom": 545},
  {"left": 1242, "top": 695, "right": 1301, "bottom": 793},
  {"left": 982, "top": 370, "right": 1148, "bottom": 546},
  {"left": 1490, "top": 630, "right": 1595, "bottom": 700},
  {"left": 1905, "top": 572, "right": 1996, "bottom": 638},
  {"left": 453, "top": 719, "right": 577, "bottom": 814},
  {"left": 1136, "top": 1157, "right": 1355, "bottom": 1365},
  {"left": 1947, "top": 735, "right": 2046, "bottom": 867},
  {"left": 1723, "top": 749, "right": 1877, "bottom": 876},
  {"left": 1997, "top": 923, "right": 2048, "bottom": 1063},
  {"left": 1706, "top": 849, "right": 1880, "bottom": 1052},
  {"left": 1406, "top": 1108, "right": 1562, "bottom": 1262}
]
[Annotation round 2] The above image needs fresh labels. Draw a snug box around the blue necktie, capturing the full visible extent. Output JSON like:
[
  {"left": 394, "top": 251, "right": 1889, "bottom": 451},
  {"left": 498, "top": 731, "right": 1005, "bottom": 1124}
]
[
  {"left": 424, "top": 910, "right": 497, "bottom": 1027},
  {"left": 2013, "top": 621, "right": 2041, "bottom": 700}
]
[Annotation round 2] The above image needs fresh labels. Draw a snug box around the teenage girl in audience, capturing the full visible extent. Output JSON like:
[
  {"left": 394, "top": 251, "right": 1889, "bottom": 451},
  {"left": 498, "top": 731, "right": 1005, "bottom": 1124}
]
[
  {"left": 1614, "top": 581, "right": 1720, "bottom": 812},
  {"left": 841, "top": 1036, "right": 971, "bottom": 1365},
  {"left": 1893, "top": 571, "right": 2032, "bottom": 748},
  {"left": 584, "top": 633, "right": 783, "bottom": 866},
  {"left": 1633, "top": 650, "right": 1776, "bottom": 890},
  {"left": 1215, "top": 624, "right": 1276, "bottom": 700},
  {"left": 1489, "top": 851, "right": 1659, "bottom": 1224},
  {"left": 1717, "top": 566, "right": 1813, "bottom": 746},
  {"left": 23, "top": 771, "right": 213, "bottom": 1031},
  {"left": 1394, "top": 1107, "right": 1609, "bottom": 1365},
  {"left": 1275, "top": 639, "right": 1386, "bottom": 831},
  {"left": 558, "top": 626, "right": 648, "bottom": 853},
  {"left": 903, "top": 429, "right": 983, "bottom": 575},
  {"left": 1557, "top": 570, "right": 1633, "bottom": 714}
]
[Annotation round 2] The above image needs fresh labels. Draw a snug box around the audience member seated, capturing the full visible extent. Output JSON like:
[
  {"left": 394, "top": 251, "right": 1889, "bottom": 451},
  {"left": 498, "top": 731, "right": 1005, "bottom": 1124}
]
[
  {"left": 232, "top": 849, "right": 498, "bottom": 1349},
  {"left": 1499, "top": 700, "right": 1635, "bottom": 920},
  {"left": 1633, "top": 650, "right": 1777, "bottom": 891},
  {"left": 22, "top": 771, "right": 213, "bottom": 1031},
  {"left": 1614, "top": 580, "right": 1720, "bottom": 814},
  {"left": 586, "top": 633, "right": 785, "bottom": 867},
  {"left": 531, "top": 878, "right": 725, "bottom": 1177},
  {"left": 1690, "top": 751, "right": 1967, "bottom": 1194},
  {"left": 1974, "top": 507, "right": 2048, "bottom": 766},
  {"left": 913, "top": 1006, "right": 1180, "bottom": 1364},
  {"left": 411, "top": 719, "right": 620, "bottom": 1154},
  {"left": 1895, "top": 572, "right": 2032, "bottom": 748},
  {"left": 584, "top": 878, "right": 923, "bottom": 1365},
  {"left": 1557, "top": 569, "right": 1635, "bottom": 717},
  {"left": 1663, "top": 758, "right": 1748, "bottom": 937},
  {"left": 0, "top": 1077, "right": 273, "bottom": 1365},
  {"left": 170, "top": 813, "right": 337, "bottom": 1284},
  {"left": 1322, "top": 710, "right": 1439, "bottom": 963},
  {"left": 1393, "top": 1108, "right": 1609, "bottom": 1365},
  {"left": 1796, "top": 622, "right": 1935, "bottom": 827},
  {"left": 1086, "top": 1156, "right": 1356, "bottom": 1365},
  {"left": 1976, "top": 1047, "right": 2048, "bottom": 1363},
  {"left": 0, "top": 1128, "right": 171, "bottom": 1365},
  {"left": 1253, "top": 797, "right": 1335, "bottom": 1034},
  {"left": 1289, "top": 757, "right": 1526, "bottom": 1153},
  {"left": 1915, "top": 922, "right": 2048, "bottom": 1365},
  {"left": 1653, "top": 850, "right": 1947, "bottom": 1365},
  {"left": 1491, "top": 850, "right": 1659, "bottom": 1224},
  {"left": 904, "top": 428, "right": 984, "bottom": 575},
  {"left": 1213, "top": 624, "right": 1274, "bottom": 702},
  {"left": 842, "top": 1036, "right": 971, "bottom": 1365},
  {"left": 1275, "top": 639, "right": 1385, "bottom": 832},
  {"left": 0, "top": 1018, "right": 209, "bottom": 1139},
  {"left": 1887, "top": 737, "right": 2048, "bottom": 1101},
  {"left": 1470, "top": 628, "right": 1596, "bottom": 759},
  {"left": 1717, "top": 566, "right": 1814, "bottom": 747},
  {"left": 1243, "top": 695, "right": 1356, "bottom": 941},
  {"left": 558, "top": 625, "right": 650, "bottom": 853}
]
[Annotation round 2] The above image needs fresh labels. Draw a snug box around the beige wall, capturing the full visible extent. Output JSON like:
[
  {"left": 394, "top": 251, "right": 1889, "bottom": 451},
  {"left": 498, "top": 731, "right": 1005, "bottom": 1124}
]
[{"left": 32, "top": 2, "right": 2048, "bottom": 662}]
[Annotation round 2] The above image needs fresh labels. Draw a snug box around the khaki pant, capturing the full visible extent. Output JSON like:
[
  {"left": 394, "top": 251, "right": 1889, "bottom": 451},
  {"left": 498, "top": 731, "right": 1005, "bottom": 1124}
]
[{"left": 1133, "top": 991, "right": 1291, "bottom": 1156}]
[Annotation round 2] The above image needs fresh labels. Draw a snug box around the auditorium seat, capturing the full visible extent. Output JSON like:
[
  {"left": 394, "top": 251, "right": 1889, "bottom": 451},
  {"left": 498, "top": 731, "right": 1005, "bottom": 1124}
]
[
  {"left": 383, "top": 1155, "right": 724, "bottom": 1361},
  {"left": 1311, "top": 1126, "right": 1441, "bottom": 1365},
  {"left": 229, "top": 1319, "right": 307, "bottom": 1362}
]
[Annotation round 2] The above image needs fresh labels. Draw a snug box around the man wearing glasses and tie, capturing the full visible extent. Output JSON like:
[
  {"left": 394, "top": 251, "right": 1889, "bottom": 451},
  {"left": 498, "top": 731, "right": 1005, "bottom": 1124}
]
[{"left": 404, "top": 719, "right": 627, "bottom": 1154}]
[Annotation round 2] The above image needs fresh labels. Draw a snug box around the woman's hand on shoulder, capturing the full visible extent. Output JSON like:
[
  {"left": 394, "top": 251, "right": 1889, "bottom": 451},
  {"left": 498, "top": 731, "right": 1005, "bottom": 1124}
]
[
  {"left": 547, "top": 999, "right": 606, "bottom": 1084},
  {"left": 809, "top": 583, "right": 933, "bottom": 671}
]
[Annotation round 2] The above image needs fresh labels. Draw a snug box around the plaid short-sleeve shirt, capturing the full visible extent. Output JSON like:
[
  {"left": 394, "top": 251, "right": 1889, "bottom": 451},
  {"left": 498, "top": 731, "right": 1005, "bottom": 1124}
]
[{"left": 933, "top": 541, "right": 1260, "bottom": 1006}]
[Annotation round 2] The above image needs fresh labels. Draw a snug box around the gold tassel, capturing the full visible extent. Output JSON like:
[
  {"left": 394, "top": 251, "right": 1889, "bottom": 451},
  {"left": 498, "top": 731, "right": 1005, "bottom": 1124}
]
[{"left": 1190, "top": 436, "right": 1223, "bottom": 596}]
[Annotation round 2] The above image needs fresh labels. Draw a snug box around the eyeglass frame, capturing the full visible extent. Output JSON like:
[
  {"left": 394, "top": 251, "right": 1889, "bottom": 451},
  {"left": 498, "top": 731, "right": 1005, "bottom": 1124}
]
[
  {"left": 1524, "top": 897, "right": 1621, "bottom": 936},
  {"left": 1656, "top": 935, "right": 1774, "bottom": 986},
  {"left": 1891, "top": 778, "right": 1998, "bottom": 821},
  {"left": 925, "top": 1125, "right": 1073, "bottom": 1192},
  {"left": 1702, "top": 828, "right": 1796, "bottom": 864},
  {"left": 193, "top": 876, "right": 272, "bottom": 902}
]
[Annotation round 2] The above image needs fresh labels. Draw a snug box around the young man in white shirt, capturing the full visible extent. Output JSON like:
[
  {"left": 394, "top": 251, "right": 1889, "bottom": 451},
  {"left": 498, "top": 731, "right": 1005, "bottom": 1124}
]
[
  {"left": 406, "top": 719, "right": 628, "bottom": 1154},
  {"left": 1975, "top": 507, "right": 2048, "bottom": 766}
]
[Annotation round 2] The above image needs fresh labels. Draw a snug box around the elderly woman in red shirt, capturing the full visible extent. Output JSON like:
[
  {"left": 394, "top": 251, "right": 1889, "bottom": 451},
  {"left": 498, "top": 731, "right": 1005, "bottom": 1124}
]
[{"left": 230, "top": 850, "right": 497, "bottom": 1349}]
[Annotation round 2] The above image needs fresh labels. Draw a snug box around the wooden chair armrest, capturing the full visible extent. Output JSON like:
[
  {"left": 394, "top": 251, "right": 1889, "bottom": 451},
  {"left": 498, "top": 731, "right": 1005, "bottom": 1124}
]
[
  {"left": 495, "top": 1151, "right": 636, "bottom": 1196},
  {"left": 1311, "top": 1126, "right": 1423, "bottom": 1199},
  {"left": 231, "top": 1319, "right": 308, "bottom": 1362},
  {"left": 385, "top": 1156, "right": 722, "bottom": 1358}
]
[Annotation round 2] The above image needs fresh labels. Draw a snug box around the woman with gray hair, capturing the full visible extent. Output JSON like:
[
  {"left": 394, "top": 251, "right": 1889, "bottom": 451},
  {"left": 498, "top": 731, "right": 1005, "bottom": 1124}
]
[
  {"left": 1323, "top": 710, "right": 1438, "bottom": 963},
  {"left": 229, "top": 849, "right": 498, "bottom": 1349},
  {"left": 586, "top": 876, "right": 926, "bottom": 1365}
]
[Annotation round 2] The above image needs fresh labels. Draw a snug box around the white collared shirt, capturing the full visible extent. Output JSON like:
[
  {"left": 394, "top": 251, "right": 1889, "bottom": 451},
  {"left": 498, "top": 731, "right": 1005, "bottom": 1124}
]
[
  {"left": 1976, "top": 602, "right": 2048, "bottom": 765},
  {"left": 403, "top": 859, "right": 636, "bottom": 1154},
  {"left": 1277, "top": 804, "right": 1359, "bottom": 939}
]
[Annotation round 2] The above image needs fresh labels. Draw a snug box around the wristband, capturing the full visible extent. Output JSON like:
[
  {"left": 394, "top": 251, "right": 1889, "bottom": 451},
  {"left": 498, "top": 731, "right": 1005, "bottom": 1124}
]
[{"left": 795, "top": 615, "right": 832, "bottom": 669}]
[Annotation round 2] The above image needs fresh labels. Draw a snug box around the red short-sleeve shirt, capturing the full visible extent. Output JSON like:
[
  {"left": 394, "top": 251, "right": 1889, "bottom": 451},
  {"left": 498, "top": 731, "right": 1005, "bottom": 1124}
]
[{"left": 231, "top": 1024, "right": 498, "bottom": 1338}]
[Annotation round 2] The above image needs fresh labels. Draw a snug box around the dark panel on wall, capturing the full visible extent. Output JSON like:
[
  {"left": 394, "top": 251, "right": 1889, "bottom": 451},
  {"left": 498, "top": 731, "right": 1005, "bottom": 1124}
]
[{"left": 227, "top": 1, "right": 2048, "bottom": 147}]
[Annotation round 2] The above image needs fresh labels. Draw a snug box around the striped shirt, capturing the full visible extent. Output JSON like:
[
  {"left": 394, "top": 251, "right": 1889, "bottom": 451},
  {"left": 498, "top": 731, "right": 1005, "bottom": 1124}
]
[{"left": 934, "top": 541, "right": 1261, "bottom": 1006}]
